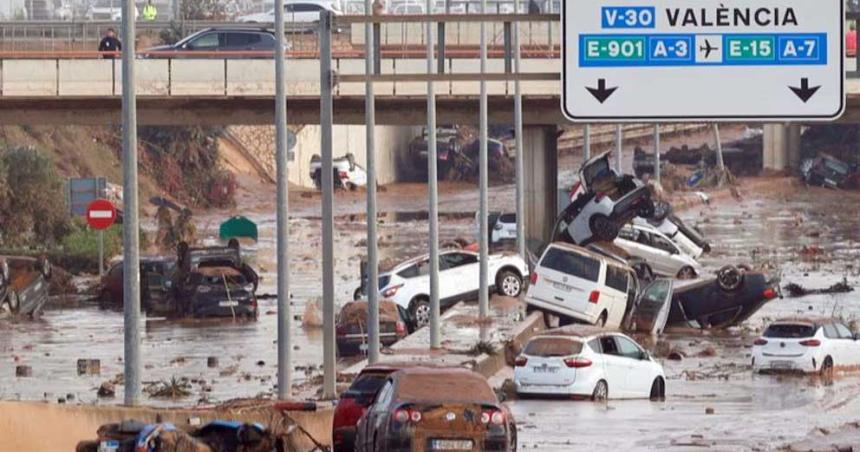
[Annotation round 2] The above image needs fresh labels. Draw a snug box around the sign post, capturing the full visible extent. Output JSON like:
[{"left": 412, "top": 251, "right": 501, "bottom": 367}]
[
  {"left": 86, "top": 199, "right": 117, "bottom": 277},
  {"left": 562, "top": 0, "right": 845, "bottom": 121}
]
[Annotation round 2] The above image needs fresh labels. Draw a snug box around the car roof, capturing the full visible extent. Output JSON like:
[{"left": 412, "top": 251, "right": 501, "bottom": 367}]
[
  {"left": 359, "top": 362, "right": 448, "bottom": 374},
  {"left": 544, "top": 241, "right": 631, "bottom": 270},
  {"left": 771, "top": 317, "right": 839, "bottom": 327},
  {"left": 538, "top": 325, "right": 619, "bottom": 339},
  {"left": 198, "top": 26, "right": 274, "bottom": 34},
  {"left": 391, "top": 367, "right": 496, "bottom": 404}
]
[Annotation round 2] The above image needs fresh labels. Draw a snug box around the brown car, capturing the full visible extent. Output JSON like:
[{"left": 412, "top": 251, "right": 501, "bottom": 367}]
[
  {"left": 0, "top": 256, "right": 51, "bottom": 319},
  {"left": 354, "top": 367, "right": 516, "bottom": 452}
]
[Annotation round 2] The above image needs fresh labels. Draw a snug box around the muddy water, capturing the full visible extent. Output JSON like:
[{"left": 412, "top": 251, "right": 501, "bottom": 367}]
[{"left": 509, "top": 184, "right": 860, "bottom": 451}]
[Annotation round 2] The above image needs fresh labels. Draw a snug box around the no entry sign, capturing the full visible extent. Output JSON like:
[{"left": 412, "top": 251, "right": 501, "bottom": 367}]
[
  {"left": 86, "top": 198, "right": 117, "bottom": 230},
  {"left": 562, "top": 0, "right": 845, "bottom": 121}
]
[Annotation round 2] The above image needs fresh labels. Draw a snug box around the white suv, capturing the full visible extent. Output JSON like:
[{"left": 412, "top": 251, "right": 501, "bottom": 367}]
[
  {"left": 525, "top": 242, "right": 637, "bottom": 329},
  {"left": 614, "top": 223, "right": 702, "bottom": 279},
  {"left": 359, "top": 249, "right": 529, "bottom": 328}
]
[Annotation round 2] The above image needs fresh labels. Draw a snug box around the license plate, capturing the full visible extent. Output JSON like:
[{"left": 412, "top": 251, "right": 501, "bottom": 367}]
[
  {"left": 431, "top": 439, "right": 473, "bottom": 450},
  {"left": 219, "top": 300, "right": 239, "bottom": 307},
  {"left": 533, "top": 366, "right": 559, "bottom": 374},
  {"left": 772, "top": 361, "right": 794, "bottom": 369},
  {"left": 551, "top": 281, "right": 571, "bottom": 292},
  {"left": 98, "top": 440, "right": 120, "bottom": 452}
]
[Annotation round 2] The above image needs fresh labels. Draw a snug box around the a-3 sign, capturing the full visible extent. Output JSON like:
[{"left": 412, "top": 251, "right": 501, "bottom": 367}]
[
  {"left": 562, "top": 0, "right": 845, "bottom": 121},
  {"left": 86, "top": 199, "right": 117, "bottom": 230}
]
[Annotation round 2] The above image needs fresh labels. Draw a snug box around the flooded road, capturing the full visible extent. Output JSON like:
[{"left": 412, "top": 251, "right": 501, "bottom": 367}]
[{"left": 508, "top": 183, "right": 860, "bottom": 451}]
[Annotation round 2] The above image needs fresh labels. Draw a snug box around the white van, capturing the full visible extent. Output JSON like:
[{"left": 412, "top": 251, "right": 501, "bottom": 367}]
[{"left": 525, "top": 242, "right": 637, "bottom": 328}]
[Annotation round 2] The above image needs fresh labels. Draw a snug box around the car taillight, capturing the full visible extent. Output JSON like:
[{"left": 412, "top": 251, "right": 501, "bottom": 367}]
[
  {"left": 594, "top": 192, "right": 606, "bottom": 202},
  {"left": 481, "top": 410, "right": 505, "bottom": 425},
  {"left": 382, "top": 284, "right": 403, "bottom": 298},
  {"left": 514, "top": 356, "right": 528, "bottom": 367},
  {"left": 393, "top": 408, "right": 421, "bottom": 424},
  {"left": 563, "top": 357, "right": 592, "bottom": 368},
  {"left": 395, "top": 321, "right": 406, "bottom": 336},
  {"left": 800, "top": 339, "right": 821, "bottom": 347},
  {"left": 588, "top": 290, "right": 600, "bottom": 304},
  {"left": 332, "top": 397, "right": 364, "bottom": 429},
  {"left": 529, "top": 273, "right": 538, "bottom": 285},
  {"left": 339, "top": 171, "right": 349, "bottom": 179},
  {"left": 753, "top": 338, "right": 768, "bottom": 346},
  {"left": 762, "top": 288, "right": 778, "bottom": 299}
]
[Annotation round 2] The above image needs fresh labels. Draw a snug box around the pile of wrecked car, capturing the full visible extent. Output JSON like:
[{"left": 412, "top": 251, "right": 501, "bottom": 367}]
[
  {"left": 98, "top": 241, "right": 260, "bottom": 320},
  {"left": 0, "top": 256, "right": 52, "bottom": 319},
  {"left": 524, "top": 151, "right": 781, "bottom": 334}
]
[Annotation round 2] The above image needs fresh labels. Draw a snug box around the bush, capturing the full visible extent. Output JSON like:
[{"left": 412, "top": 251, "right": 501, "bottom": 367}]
[{"left": 0, "top": 146, "right": 71, "bottom": 247}]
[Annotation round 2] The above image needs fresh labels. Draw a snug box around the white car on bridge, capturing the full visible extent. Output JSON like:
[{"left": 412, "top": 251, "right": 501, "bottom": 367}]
[
  {"left": 356, "top": 249, "right": 529, "bottom": 329},
  {"left": 514, "top": 327, "right": 666, "bottom": 400},
  {"left": 237, "top": 0, "right": 341, "bottom": 24}
]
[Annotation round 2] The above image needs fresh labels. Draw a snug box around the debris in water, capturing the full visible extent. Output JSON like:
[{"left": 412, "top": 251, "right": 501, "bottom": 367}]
[
  {"left": 145, "top": 377, "right": 192, "bottom": 399},
  {"left": 784, "top": 278, "right": 854, "bottom": 298}
]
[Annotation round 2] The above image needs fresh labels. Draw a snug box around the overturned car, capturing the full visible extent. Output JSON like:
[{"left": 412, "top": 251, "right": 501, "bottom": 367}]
[
  {"left": 336, "top": 300, "right": 408, "bottom": 357},
  {"left": 0, "top": 256, "right": 51, "bottom": 319},
  {"left": 173, "top": 243, "right": 259, "bottom": 319},
  {"left": 558, "top": 151, "right": 655, "bottom": 245}
]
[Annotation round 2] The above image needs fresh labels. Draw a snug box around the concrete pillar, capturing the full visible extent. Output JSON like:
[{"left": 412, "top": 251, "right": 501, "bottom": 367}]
[
  {"left": 524, "top": 126, "right": 558, "bottom": 244},
  {"left": 763, "top": 123, "right": 802, "bottom": 171}
]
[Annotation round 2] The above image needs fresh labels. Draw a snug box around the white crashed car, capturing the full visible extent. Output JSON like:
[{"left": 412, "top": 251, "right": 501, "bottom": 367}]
[
  {"left": 476, "top": 212, "right": 518, "bottom": 244},
  {"left": 556, "top": 151, "right": 654, "bottom": 245},
  {"left": 633, "top": 201, "right": 711, "bottom": 258},
  {"left": 309, "top": 153, "right": 367, "bottom": 190},
  {"left": 355, "top": 249, "right": 529, "bottom": 328},
  {"left": 752, "top": 317, "right": 860, "bottom": 375},
  {"left": 514, "top": 327, "right": 666, "bottom": 400},
  {"left": 614, "top": 223, "right": 703, "bottom": 279}
]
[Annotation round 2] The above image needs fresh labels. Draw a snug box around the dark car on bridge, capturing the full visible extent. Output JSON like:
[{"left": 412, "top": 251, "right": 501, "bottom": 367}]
[
  {"left": 0, "top": 256, "right": 51, "bottom": 319},
  {"left": 141, "top": 27, "right": 286, "bottom": 58}
]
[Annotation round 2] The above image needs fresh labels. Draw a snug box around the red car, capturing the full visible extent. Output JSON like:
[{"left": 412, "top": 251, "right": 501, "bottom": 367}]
[{"left": 333, "top": 364, "right": 402, "bottom": 452}]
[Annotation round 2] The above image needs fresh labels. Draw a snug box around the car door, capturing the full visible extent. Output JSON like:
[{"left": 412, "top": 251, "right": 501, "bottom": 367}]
[
  {"left": 597, "top": 335, "right": 629, "bottom": 398},
  {"left": 440, "top": 252, "right": 479, "bottom": 300},
  {"left": 626, "top": 278, "right": 674, "bottom": 335},
  {"left": 602, "top": 264, "right": 630, "bottom": 328},
  {"left": 834, "top": 323, "right": 858, "bottom": 366},
  {"left": 614, "top": 335, "right": 651, "bottom": 396},
  {"left": 359, "top": 379, "right": 393, "bottom": 451},
  {"left": 533, "top": 246, "right": 602, "bottom": 320},
  {"left": 649, "top": 233, "right": 684, "bottom": 276},
  {"left": 185, "top": 31, "right": 223, "bottom": 54}
]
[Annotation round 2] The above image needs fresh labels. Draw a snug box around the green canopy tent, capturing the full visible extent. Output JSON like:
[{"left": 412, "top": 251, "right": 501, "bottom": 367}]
[{"left": 219, "top": 216, "right": 258, "bottom": 242}]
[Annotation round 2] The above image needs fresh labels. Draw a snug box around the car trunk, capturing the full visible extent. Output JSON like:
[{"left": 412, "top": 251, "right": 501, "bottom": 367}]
[
  {"left": 519, "top": 337, "right": 582, "bottom": 386},
  {"left": 405, "top": 403, "right": 501, "bottom": 452}
]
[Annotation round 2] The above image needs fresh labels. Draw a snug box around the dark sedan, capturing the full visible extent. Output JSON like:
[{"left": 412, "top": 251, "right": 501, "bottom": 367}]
[
  {"left": 355, "top": 367, "right": 516, "bottom": 452},
  {"left": 142, "top": 27, "right": 283, "bottom": 58}
]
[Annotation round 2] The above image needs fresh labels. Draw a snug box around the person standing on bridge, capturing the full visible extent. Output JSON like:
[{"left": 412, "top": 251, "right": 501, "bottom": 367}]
[
  {"left": 98, "top": 28, "right": 121, "bottom": 59},
  {"left": 142, "top": 0, "right": 157, "bottom": 21}
]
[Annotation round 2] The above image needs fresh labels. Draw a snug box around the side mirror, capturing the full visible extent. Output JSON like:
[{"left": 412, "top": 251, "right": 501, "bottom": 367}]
[{"left": 640, "top": 351, "right": 650, "bottom": 360}]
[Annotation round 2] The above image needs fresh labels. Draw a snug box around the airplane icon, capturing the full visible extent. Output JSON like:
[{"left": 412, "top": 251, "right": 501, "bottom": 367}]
[{"left": 699, "top": 39, "right": 718, "bottom": 59}]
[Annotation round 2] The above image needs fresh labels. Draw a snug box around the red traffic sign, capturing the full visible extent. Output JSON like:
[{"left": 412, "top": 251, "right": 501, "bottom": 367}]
[{"left": 86, "top": 199, "right": 117, "bottom": 230}]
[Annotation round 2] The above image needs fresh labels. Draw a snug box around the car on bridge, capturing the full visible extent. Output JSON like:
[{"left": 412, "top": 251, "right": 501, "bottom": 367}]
[
  {"left": 237, "top": 0, "right": 342, "bottom": 28},
  {"left": 142, "top": 27, "right": 286, "bottom": 58}
]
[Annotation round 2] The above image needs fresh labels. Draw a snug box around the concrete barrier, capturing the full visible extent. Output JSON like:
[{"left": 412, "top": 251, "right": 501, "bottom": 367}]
[
  {"left": 286, "top": 59, "right": 320, "bottom": 96},
  {"left": 2, "top": 59, "right": 57, "bottom": 95},
  {"left": 170, "top": 59, "right": 225, "bottom": 96},
  {"left": 116, "top": 59, "right": 171, "bottom": 95},
  {"left": 227, "top": 59, "right": 275, "bottom": 96},
  {"left": 58, "top": 59, "right": 113, "bottom": 95}
]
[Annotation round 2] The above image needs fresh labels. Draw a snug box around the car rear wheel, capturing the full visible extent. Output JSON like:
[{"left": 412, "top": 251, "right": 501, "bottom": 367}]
[
  {"left": 677, "top": 266, "right": 697, "bottom": 279},
  {"left": 496, "top": 270, "right": 523, "bottom": 298},
  {"left": 590, "top": 214, "right": 619, "bottom": 242},
  {"left": 649, "top": 377, "right": 666, "bottom": 401},
  {"left": 820, "top": 356, "right": 834, "bottom": 379},
  {"left": 591, "top": 380, "right": 608, "bottom": 401},
  {"left": 410, "top": 298, "right": 431, "bottom": 328}
]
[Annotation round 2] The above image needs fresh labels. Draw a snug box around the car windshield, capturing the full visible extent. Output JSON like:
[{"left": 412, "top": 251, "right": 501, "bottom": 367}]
[
  {"left": 539, "top": 248, "right": 600, "bottom": 282},
  {"left": 764, "top": 324, "right": 817, "bottom": 338},
  {"left": 524, "top": 338, "right": 583, "bottom": 357},
  {"left": 499, "top": 213, "right": 516, "bottom": 223}
]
